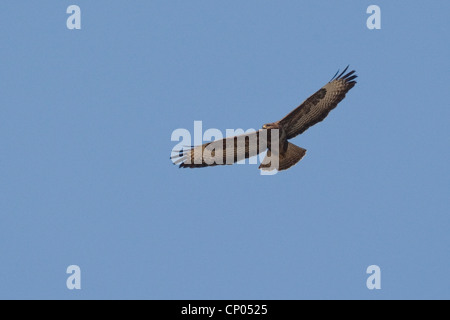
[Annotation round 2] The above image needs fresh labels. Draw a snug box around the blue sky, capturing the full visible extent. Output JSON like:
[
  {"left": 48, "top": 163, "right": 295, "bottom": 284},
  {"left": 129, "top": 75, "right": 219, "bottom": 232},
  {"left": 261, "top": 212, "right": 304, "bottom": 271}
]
[{"left": 1, "top": 1, "right": 449, "bottom": 299}]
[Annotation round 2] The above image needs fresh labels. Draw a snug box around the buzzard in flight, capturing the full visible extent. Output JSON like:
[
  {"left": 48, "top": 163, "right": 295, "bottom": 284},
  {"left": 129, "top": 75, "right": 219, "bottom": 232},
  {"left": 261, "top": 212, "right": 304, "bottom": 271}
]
[{"left": 171, "top": 66, "right": 357, "bottom": 171}]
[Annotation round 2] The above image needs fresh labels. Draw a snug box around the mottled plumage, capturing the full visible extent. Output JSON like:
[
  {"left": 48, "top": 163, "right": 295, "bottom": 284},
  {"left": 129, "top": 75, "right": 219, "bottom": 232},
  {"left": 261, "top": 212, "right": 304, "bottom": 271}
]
[{"left": 171, "top": 66, "right": 357, "bottom": 171}]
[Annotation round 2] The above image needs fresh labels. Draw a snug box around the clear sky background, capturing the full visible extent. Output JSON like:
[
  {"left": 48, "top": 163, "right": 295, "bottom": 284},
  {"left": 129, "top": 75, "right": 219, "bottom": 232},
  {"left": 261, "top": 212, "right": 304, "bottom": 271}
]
[{"left": 1, "top": 1, "right": 449, "bottom": 299}]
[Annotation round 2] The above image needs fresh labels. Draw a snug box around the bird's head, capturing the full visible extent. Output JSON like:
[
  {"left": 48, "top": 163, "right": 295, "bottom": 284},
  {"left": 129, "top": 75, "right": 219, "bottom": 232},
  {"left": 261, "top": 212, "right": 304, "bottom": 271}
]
[{"left": 262, "top": 122, "right": 279, "bottom": 130}]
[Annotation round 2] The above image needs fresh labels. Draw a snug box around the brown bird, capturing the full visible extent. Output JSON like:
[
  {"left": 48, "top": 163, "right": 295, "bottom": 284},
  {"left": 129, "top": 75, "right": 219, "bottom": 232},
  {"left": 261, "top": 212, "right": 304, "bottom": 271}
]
[{"left": 171, "top": 66, "right": 357, "bottom": 172}]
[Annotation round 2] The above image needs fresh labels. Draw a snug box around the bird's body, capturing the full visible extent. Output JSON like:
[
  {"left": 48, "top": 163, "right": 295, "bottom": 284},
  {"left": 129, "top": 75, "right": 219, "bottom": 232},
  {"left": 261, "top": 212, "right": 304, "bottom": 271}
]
[{"left": 171, "top": 66, "right": 357, "bottom": 172}]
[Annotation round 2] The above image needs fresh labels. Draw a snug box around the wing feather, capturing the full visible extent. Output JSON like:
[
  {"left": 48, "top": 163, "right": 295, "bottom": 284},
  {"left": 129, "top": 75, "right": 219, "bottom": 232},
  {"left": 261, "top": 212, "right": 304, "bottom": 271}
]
[
  {"left": 278, "top": 67, "right": 357, "bottom": 139},
  {"left": 171, "top": 130, "right": 267, "bottom": 168}
]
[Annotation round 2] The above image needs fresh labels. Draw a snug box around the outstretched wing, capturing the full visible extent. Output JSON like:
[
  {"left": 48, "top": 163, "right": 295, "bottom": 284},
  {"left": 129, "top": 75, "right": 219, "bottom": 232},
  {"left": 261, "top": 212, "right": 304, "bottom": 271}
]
[
  {"left": 171, "top": 130, "right": 267, "bottom": 168},
  {"left": 278, "top": 66, "right": 357, "bottom": 139}
]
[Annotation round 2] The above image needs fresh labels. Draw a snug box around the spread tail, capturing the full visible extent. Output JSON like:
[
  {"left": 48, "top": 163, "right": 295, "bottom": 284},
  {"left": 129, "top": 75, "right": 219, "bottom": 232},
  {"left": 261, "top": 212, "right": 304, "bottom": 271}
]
[{"left": 259, "top": 142, "right": 306, "bottom": 171}]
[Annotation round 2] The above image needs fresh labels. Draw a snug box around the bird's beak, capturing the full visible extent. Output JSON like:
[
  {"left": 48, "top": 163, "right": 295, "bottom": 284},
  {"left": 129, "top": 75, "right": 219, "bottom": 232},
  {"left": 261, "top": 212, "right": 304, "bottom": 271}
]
[{"left": 262, "top": 125, "right": 267, "bottom": 129}]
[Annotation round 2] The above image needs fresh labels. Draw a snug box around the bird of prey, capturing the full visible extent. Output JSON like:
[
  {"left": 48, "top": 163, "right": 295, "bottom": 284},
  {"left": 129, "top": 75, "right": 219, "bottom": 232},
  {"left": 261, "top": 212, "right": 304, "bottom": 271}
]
[{"left": 171, "top": 66, "right": 357, "bottom": 172}]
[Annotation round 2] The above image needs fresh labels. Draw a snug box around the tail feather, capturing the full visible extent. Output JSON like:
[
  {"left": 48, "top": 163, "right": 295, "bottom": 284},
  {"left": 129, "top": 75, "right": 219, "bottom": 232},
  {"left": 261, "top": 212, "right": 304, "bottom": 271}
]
[{"left": 259, "top": 142, "right": 306, "bottom": 171}]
